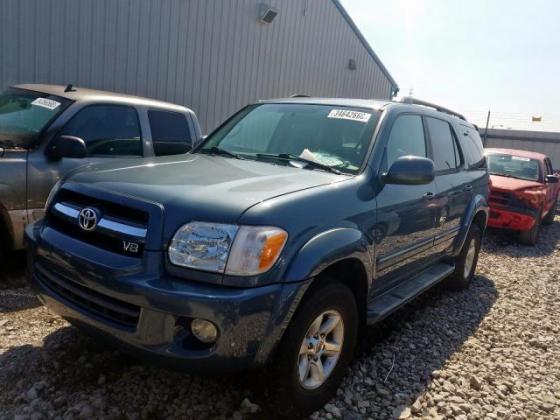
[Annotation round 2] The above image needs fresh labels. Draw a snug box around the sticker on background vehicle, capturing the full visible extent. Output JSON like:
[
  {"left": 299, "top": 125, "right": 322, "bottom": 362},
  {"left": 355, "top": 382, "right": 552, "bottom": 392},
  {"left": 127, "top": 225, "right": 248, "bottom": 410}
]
[
  {"left": 31, "top": 98, "right": 61, "bottom": 110},
  {"left": 328, "top": 109, "right": 371, "bottom": 123}
]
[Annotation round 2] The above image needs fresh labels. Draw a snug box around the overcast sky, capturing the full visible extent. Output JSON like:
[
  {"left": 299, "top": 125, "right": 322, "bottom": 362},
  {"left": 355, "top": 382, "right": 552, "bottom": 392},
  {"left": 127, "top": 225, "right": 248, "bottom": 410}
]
[{"left": 340, "top": 0, "right": 560, "bottom": 131}]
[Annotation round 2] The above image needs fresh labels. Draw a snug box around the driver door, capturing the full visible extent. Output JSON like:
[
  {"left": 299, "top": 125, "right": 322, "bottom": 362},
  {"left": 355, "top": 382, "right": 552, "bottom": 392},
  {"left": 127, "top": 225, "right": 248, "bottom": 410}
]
[{"left": 26, "top": 104, "right": 144, "bottom": 222}]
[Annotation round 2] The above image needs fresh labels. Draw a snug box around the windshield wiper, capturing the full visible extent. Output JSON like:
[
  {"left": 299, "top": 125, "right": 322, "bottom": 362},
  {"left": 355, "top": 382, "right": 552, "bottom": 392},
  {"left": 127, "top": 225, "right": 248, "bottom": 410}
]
[
  {"left": 255, "top": 153, "right": 342, "bottom": 175},
  {"left": 199, "top": 146, "right": 245, "bottom": 160}
]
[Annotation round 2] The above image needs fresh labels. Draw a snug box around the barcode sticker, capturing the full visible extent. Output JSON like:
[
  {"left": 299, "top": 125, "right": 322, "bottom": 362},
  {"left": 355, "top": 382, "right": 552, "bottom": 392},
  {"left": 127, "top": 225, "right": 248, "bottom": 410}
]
[
  {"left": 31, "top": 98, "right": 61, "bottom": 110},
  {"left": 328, "top": 109, "right": 371, "bottom": 123}
]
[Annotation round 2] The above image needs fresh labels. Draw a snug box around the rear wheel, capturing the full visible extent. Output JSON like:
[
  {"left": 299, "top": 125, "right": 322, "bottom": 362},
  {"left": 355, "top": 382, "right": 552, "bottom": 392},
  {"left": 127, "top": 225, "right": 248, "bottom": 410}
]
[
  {"left": 447, "top": 224, "right": 482, "bottom": 290},
  {"left": 265, "top": 279, "right": 358, "bottom": 418},
  {"left": 519, "top": 209, "right": 542, "bottom": 245}
]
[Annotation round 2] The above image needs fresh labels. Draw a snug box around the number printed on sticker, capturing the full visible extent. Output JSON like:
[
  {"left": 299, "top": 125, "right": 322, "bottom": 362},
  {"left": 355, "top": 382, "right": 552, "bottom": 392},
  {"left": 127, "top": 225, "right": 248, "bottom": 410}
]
[
  {"left": 328, "top": 109, "right": 371, "bottom": 123},
  {"left": 31, "top": 98, "right": 61, "bottom": 111}
]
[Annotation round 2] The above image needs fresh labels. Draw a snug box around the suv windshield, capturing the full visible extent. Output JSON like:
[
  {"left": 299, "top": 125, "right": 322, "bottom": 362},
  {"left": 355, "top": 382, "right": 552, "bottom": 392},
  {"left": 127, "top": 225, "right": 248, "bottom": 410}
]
[
  {"left": 487, "top": 153, "right": 540, "bottom": 181},
  {"left": 0, "top": 88, "right": 69, "bottom": 147},
  {"left": 198, "top": 103, "right": 380, "bottom": 174}
]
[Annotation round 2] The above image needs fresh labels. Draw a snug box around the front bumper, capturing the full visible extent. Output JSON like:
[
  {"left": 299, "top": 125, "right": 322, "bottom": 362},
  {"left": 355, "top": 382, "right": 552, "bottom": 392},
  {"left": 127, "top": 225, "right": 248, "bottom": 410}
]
[
  {"left": 487, "top": 206, "right": 538, "bottom": 231},
  {"left": 26, "top": 223, "right": 310, "bottom": 372}
]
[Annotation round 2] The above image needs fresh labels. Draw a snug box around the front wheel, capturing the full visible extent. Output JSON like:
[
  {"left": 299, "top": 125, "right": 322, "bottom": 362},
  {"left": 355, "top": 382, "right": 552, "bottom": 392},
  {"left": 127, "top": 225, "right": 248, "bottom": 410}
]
[
  {"left": 519, "top": 209, "right": 542, "bottom": 245},
  {"left": 542, "top": 195, "right": 558, "bottom": 225},
  {"left": 265, "top": 279, "right": 358, "bottom": 418},
  {"left": 447, "top": 224, "right": 482, "bottom": 290}
]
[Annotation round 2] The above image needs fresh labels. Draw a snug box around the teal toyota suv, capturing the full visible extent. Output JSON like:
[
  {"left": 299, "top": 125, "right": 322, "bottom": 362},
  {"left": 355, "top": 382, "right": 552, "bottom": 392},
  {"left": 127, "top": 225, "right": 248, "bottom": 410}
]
[{"left": 27, "top": 97, "right": 488, "bottom": 417}]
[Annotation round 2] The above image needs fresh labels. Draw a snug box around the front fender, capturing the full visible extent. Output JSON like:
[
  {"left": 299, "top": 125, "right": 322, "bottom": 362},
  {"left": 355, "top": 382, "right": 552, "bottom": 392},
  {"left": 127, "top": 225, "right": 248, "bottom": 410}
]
[
  {"left": 452, "top": 193, "right": 489, "bottom": 256},
  {"left": 284, "top": 228, "right": 373, "bottom": 285}
]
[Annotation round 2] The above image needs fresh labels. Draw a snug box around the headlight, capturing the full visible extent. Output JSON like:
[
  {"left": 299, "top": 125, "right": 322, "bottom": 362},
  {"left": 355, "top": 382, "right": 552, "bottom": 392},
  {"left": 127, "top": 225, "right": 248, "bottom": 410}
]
[
  {"left": 169, "top": 222, "right": 288, "bottom": 276},
  {"left": 45, "top": 179, "right": 62, "bottom": 210}
]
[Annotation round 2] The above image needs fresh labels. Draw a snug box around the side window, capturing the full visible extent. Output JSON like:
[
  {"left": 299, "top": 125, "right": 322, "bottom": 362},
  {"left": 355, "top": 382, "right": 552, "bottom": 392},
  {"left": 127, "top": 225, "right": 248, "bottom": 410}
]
[
  {"left": 60, "top": 105, "right": 142, "bottom": 156},
  {"left": 426, "top": 117, "right": 461, "bottom": 171},
  {"left": 459, "top": 125, "right": 486, "bottom": 169},
  {"left": 384, "top": 114, "right": 426, "bottom": 170},
  {"left": 148, "top": 110, "right": 192, "bottom": 156},
  {"left": 545, "top": 158, "right": 553, "bottom": 175}
]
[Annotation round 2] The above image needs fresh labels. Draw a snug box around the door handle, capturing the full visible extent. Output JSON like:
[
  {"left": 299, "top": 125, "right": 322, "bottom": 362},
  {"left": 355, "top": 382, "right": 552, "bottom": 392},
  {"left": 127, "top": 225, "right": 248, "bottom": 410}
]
[
  {"left": 423, "top": 192, "right": 435, "bottom": 200},
  {"left": 464, "top": 184, "right": 473, "bottom": 192}
]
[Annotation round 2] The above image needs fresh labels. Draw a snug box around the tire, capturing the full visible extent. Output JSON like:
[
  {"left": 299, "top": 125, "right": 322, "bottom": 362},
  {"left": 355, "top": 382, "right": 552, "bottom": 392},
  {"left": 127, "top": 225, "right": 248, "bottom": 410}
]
[
  {"left": 518, "top": 209, "right": 542, "bottom": 245},
  {"left": 265, "top": 279, "right": 359, "bottom": 419},
  {"left": 542, "top": 195, "right": 558, "bottom": 225},
  {"left": 447, "top": 224, "right": 482, "bottom": 290}
]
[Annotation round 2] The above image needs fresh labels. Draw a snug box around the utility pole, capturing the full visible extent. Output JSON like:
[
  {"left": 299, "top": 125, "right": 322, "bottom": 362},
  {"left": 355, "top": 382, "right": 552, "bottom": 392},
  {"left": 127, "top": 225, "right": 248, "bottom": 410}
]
[{"left": 483, "top": 110, "right": 491, "bottom": 146}]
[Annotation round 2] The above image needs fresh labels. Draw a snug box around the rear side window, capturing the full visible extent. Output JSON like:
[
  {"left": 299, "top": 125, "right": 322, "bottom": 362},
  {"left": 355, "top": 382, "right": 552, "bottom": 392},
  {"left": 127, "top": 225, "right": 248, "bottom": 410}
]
[
  {"left": 148, "top": 110, "right": 192, "bottom": 156},
  {"left": 459, "top": 125, "right": 486, "bottom": 169},
  {"left": 60, "top": 105, "right": 142, "bottom": 156},
  {"left": 426, "top": 117, "right": 461, "bottom": 171},
  {"left": 384, "top": 114, "right": 426, "bottom": 170}
]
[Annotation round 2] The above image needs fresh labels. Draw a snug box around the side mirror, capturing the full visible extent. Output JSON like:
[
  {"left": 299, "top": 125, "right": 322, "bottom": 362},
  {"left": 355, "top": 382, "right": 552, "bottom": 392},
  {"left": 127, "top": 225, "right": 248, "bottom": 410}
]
[
  {"left": 45, "top": 135, "right": 87, "bottom": 159},
  {"left": 383, "top": 156, "right": 435, "bottom": 185},
  {"left": 545, "top": 174, "right": 559, "bottom": 184}
]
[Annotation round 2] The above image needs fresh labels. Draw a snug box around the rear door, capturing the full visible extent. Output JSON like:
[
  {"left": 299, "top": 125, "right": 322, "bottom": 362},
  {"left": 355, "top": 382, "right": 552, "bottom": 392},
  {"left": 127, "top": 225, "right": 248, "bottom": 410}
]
[
  {"left": 374, "top": 113, "right": 439, "bottom": 291},
  {"left": 425, "top": 116, "right": 471, "bottom": 253}
]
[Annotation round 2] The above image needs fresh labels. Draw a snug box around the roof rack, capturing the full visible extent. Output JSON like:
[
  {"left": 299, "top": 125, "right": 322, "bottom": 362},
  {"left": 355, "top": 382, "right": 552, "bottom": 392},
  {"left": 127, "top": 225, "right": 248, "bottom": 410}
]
[{"left": 399, "top": 96, "right": 466, "bottom": 121}]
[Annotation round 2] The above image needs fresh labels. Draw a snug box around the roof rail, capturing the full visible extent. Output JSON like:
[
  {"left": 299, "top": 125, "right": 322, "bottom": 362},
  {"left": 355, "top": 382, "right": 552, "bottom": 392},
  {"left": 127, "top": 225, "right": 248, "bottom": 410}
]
[{"left": 399, "top": 96, "right": 466, "bottom": 121}]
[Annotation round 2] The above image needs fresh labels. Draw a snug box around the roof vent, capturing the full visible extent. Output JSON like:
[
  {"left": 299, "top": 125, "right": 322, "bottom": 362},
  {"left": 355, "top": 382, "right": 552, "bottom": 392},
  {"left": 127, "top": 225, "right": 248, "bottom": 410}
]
[{"left": 259, "top": 3, "right": 278, "bottom": 24}]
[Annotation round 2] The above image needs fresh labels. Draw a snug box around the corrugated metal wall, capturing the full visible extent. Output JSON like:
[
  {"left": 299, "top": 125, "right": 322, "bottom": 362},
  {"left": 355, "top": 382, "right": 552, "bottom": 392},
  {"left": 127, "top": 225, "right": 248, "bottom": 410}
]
[
  {"left": 0, "top": 0, "right": 397, "bottom": 133},
  {"left": 483, "top": 128, "right": 560, "bottom": 169}
]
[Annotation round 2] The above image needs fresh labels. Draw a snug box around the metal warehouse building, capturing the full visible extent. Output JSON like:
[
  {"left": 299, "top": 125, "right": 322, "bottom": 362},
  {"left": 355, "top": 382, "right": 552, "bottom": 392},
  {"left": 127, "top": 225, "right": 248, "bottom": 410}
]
[
  {"left": 483, "top": 128, "right": 560, "bottom": 170},
  {"left": 0, "top": 0, "right": 398, "bottom": 133}
]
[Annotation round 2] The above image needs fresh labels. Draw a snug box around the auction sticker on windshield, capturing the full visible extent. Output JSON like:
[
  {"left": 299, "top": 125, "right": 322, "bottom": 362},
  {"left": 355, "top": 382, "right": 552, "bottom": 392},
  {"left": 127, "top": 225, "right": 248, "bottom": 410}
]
[
  {"left": 328, "top": 109, "right": 371, "bottom": 123},
  {"left": 31, "top": 98, "right": 61, "bottom": 111}
]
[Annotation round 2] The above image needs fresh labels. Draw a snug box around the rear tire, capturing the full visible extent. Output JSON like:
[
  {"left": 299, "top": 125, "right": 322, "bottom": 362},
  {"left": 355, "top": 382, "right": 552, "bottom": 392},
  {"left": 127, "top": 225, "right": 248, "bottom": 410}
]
[
  {"left": 519, "top": 209, "right": 542, "bottom": 245},
  {"left": 265, "top": 278, "right": 358, "bottom": 419},
  {"left": 542, "top": 195, "right": 558, "bottom": 225},
  {"left": 447, "top": 224, "right": 482, "bottom": 290}
]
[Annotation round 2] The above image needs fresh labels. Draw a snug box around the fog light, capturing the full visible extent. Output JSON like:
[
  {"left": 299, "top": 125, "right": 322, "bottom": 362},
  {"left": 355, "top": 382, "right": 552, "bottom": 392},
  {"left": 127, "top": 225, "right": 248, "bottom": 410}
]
[{"left": 191, "top": 319, "right": 218, "bottom": 344}]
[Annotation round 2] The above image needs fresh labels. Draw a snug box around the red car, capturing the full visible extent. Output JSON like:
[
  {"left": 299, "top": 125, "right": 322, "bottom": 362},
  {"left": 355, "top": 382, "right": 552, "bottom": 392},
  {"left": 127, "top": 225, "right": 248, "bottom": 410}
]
[{"left": 486, "top": 148, "right": 559, "bottom": 244}]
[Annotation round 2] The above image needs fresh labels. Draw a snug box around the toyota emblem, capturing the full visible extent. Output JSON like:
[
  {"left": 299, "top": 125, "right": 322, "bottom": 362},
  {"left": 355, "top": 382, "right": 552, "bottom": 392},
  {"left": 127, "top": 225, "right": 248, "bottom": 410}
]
[{"left": 78, "top": 207, "right": 98, "bottom": 231}]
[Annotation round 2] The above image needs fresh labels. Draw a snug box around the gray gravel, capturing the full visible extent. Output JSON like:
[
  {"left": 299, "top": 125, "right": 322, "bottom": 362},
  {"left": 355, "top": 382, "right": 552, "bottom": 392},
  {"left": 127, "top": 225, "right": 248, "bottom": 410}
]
[{"left": 1, "top": 216, "right": 559, "bottom": 419}]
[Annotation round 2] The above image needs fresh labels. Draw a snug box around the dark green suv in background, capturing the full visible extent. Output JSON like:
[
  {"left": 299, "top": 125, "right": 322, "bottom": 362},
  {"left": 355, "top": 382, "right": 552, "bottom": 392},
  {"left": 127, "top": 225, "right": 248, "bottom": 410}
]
[{"left": 27, "top": 97, "right": 488, "bottom": 417}]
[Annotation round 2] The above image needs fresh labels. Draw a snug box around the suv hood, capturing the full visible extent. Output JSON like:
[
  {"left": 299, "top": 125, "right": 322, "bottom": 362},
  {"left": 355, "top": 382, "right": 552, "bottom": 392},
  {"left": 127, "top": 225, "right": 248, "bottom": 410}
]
[
  {"left": 67, "top": 154, "right": 348, "bottom": 225},
  {"left": 490, "top": 174, "right": 542, "bottom": 191}
]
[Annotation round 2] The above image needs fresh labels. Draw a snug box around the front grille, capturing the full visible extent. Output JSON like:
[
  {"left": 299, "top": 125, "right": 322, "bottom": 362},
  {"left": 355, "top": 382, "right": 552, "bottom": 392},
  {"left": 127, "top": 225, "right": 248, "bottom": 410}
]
[
  {"left": 47, "top": 190, "right": 148, "bottom": 257},
  {"left": 35, "top": 263, "right": 140, "bottom": 329},
  {"left": 56, "top": 189, "right": 148, "bottom": 225},
  {"left": 489, "top": 190, "right": 512, "bottom": 207}
]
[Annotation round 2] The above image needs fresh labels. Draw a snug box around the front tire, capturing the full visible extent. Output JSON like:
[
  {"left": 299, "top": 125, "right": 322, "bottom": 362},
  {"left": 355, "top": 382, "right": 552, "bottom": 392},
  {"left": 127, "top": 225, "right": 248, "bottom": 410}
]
[
  {"left": 542, "top": 195, "right": 558, "bottom": 225},
  {"left": 447, "top": 224, "right": 482, "bottom": 290},
  {"left": 265, "top": 279, "right": 358, "bottom": 418},
  {"left": 519, "top": 209, "right": 542, "bottom": 245}
]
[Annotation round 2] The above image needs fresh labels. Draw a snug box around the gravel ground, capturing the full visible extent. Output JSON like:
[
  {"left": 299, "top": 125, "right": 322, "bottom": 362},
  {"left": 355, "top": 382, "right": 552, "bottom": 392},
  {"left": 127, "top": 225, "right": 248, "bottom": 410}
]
[{"left": 1, "top": 217, "right": 559, "bottom": 420}]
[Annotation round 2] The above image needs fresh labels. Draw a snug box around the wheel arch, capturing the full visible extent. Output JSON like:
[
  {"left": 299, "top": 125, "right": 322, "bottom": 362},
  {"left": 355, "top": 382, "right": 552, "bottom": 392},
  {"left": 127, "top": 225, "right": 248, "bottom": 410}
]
[{"left": 452, "top": 193, "right": 488, "bottom": 256}]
